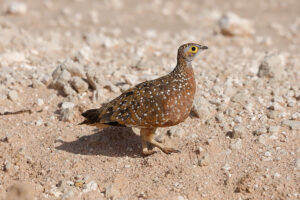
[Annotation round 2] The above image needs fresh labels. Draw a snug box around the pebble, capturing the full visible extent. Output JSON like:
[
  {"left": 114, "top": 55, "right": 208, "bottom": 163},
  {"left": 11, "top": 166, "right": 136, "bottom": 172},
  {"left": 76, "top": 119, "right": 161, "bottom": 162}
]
[
  {"left": 92, "top": 89, "right": 102, "bottom": 103},
  {"left": 62, "top": 85, "right": 77, "bottom": 96},
  {"left": 257, "top": 53, "right": 286, "bottom": 79},
  {"left": 230, "top": 138, "right": 242, "bottom": 150},
  {"left": 61, "top": 102, "right": 75, "bottom": 109},
  {"left": 191, "top": 96, "right": 212, "bottom": 119},
  {"left": 8, "top": 90, "right": 18, "bottom": 101},
  {"left": 281, "top": 120, "right": 300, "bottom": 130},
  {"left": 37, "top": 98, "right": 44, "bottom": 106},
  {"left": 83, "top": 181, "right": 98, "bottom": 193},
  {"left": 198, "top": 153, "right": 210, "bottom": 167},
  {"left": 219, "top": 12, "right": 255, "bottom": 36},
  {"left": 268, "top": 126, "right": 280, "bottom": 134},
  {"left": 267, "top": 110, "right": 278, "bottom": 119},
  {"left": 215, "top": 112, "right": 225, "bottom": 123},
  {"left": 6, "top": 2, "right": 27, "bottom": 15},
  {"left": 70, "top": 77, "right": 89, "bottom": 93},
  {"left": 232, "top": 125, "right": 245, "bottom": 139},
  {"left": 254, "top": 127, "right": 267, "bottom": 136},
  {"left": 60, "top": 108, "right": 74, "bottom": 122},
  {"left": 258, "top": 134, "right": 268, "bottom": 145},
  {"left": 167, "top": 127, "right": 185, "bottom": 138},
  {"left": 231, "top": 91, "right": 249, "bottom": 104}
]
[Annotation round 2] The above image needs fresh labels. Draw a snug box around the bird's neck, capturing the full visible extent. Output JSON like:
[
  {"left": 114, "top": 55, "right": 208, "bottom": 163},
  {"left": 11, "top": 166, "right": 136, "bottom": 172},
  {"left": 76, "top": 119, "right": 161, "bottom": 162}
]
[{"left": 172, "top": 57, "right": 193, "bottom": 75}]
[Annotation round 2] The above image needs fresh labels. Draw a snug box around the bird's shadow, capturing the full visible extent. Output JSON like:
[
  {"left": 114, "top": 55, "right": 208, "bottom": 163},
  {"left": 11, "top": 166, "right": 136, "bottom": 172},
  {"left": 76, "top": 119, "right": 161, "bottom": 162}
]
[{"left": 55, "top": 127, "right": 143, "bottom": 158}]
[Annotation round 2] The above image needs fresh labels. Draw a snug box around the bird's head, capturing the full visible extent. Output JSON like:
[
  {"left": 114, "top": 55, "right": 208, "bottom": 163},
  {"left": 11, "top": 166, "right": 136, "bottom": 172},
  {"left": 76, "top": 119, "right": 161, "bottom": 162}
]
[{"left": 177, "top": 43, "right": 208, "bottom": 63}]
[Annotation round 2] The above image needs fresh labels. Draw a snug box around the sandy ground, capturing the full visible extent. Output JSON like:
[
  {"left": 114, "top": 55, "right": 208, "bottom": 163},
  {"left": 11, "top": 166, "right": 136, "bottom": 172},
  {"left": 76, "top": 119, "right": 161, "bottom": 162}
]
[{"left": 0, "top": 0, "right": 299, "bottom": 199}]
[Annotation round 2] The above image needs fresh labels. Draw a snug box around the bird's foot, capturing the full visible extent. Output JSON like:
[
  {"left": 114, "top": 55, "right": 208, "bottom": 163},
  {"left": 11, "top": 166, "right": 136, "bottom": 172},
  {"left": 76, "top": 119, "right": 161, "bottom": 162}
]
[
  {"left": 161, "top": 147, "right": 180, "bottom": 154},
  {"left": 142, "top": 149, "right": 156, "bottom": 157}
]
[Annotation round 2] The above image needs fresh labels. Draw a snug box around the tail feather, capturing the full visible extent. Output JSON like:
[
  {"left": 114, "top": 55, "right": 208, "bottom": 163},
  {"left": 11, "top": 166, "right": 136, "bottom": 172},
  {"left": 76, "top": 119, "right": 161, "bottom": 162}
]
[{"left": 79, "top": 109, "right": 100, "bottom": 125}]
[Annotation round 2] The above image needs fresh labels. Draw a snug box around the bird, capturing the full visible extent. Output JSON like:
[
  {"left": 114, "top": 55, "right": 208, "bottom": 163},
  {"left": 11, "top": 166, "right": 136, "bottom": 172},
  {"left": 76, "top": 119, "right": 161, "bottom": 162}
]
[{"left": 79, "top": 43, "right": 208, "bottom": 156}]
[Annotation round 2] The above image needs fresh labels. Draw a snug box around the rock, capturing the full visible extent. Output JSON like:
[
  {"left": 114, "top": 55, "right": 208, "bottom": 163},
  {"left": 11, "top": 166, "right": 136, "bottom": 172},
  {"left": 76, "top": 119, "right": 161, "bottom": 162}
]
[
  {"left": 281, "top": 120, "right": 300, "bottom": 130},
  {"left": 230, "top": 138, "right": 242, "bottom": 150},
  {"left": 53, "top": 59, "right": 85, "bottom": 79},
  {"left": 219, "top": 12, "right": 255, "bottom": 36},
  {"left": 123, "top": 74, "right": 139, "bottom": 86},
  {"left": 60, "top": 108, "right": 74, "bottom": 122},
  {"left": 6, "top": 2, "right": 27, "bottom": 15},
  {"left": 198, "top": 153, "right": 210, "bottom": 167},
  {"left": 215, "top": 112, "right": 225, "bottom": 123},
  {"left": 92, "top": 89, "right": 102, "bottom": 103},
  {"left": 8, "top": 90, "right": 18, "bottom": 101},
  {"left": 232, "top": 125, "right": 246, "bottom": 139},
  {"left": 86, "top": 67, "right": 103, "bottom": 90},
  {"left": 268, "top": 126, "right": 280, "bottom": 134},
  {"left": 257, "top": 53, "right": 286, "bottom": 79},
  {"left": 83, "top": 181, "right": 98, "bottom": 193},
  {"left": 104, "top": 83, "right": 119, "bottom": 93},
  {"left": 190, "top": 96, "right": 213, "bottom": 119},
  {"left": 167, "top": 127, "right": 185, "bottom": 138},
  {"left": 61, "top": 102, "right": 75, "bottom": 109},
  {"left": 70, "top": 77, "right": 89, "bottom": 93},
  {"left": 254, "top": 127, "right": 267, "bottom": 136},
  {"left": 258, "top": 134, "right": 268, "bottom": 145},
  {"left": 51, "top": 69, "right": 72, "bottom": 90},
  {"left": 74, "top": 46, "right": 93, "bottom": 63},
  {"left": 36, "top": 98, "right": 44, "bottom": 106},
  {"left": 62, "top": 85, "right": 77, "bottom": 96},
  {"left": 231, "top": 91, "right": 249, "bottom": 104}
]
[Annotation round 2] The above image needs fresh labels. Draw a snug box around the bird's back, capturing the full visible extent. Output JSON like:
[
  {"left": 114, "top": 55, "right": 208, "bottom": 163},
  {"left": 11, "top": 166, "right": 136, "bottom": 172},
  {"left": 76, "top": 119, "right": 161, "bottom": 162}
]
[{"left": 80, "top": 65, "right": 196, "bottom": 128}]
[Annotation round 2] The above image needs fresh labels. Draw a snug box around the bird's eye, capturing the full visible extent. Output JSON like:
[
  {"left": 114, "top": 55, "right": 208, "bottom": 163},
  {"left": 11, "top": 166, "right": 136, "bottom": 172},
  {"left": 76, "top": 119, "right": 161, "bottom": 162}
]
[{"left": 189, "top": 46, "right": 198, "bottom": 53}]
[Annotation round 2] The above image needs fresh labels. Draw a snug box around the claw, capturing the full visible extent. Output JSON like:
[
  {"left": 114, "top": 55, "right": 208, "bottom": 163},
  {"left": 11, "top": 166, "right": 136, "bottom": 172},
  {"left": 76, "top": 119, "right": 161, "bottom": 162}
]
[
  {"left": 162, "top": 147, "right": 180, "bottom": 154},
  {"left": 142, "top": 149, "right": 157, "bottom": 157}
]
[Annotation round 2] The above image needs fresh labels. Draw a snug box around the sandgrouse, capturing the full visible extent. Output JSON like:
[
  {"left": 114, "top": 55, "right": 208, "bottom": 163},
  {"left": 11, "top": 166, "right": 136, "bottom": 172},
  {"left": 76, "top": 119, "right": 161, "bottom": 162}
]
[{"left": 80, "top": 43, "right": 208, "bottom": 155}]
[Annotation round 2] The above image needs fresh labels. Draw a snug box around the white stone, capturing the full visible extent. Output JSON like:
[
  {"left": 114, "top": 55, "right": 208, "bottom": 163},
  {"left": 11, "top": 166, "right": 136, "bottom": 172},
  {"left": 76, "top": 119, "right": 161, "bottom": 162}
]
[
  {"left": 219, "top": 12, "right": 255, "bottom": 36},
  {"left": 83, "top": 181, "right": 98, "bottom": 193},
  {"left": 7, "top": 2, "right": 27, "bottom": 15},
  {"left": 258, "top": 53, "right": 286, "bottom": 79}
]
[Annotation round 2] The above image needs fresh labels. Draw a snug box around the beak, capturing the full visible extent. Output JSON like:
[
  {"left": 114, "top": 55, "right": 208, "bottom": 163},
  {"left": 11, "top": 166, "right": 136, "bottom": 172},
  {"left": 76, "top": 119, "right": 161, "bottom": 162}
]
[{"left": 199, "top": 45, "right": 208, "bottom": 50}]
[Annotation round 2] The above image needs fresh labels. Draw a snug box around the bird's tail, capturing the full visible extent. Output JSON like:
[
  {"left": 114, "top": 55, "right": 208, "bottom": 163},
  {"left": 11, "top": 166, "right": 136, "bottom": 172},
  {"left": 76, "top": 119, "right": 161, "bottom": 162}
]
[{"left": 78, "top": 109, "right": 100, "bottom": 125}]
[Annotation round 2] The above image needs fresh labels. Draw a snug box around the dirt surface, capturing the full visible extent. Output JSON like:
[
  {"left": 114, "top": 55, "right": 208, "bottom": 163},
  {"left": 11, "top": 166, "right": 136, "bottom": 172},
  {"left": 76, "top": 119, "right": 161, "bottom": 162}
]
[{"left": 0, "top": 0, "right": 299, "bottom": 199}]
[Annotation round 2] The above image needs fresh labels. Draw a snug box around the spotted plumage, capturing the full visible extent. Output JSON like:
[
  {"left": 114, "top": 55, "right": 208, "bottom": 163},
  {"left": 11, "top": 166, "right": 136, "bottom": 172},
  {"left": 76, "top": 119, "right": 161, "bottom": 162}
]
[{"left": 80, "top": 43, "right": 208, "bottom": 155}]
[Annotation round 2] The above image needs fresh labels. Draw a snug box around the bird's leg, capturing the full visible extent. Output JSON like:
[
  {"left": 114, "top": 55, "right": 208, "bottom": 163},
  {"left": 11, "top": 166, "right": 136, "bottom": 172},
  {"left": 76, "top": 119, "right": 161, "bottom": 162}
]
[
  {"left": 141, "top": 128, "right": 180, "bottom": 155},
  {"left": 140, "top": 128, "right": 156, "bottom": 156}
]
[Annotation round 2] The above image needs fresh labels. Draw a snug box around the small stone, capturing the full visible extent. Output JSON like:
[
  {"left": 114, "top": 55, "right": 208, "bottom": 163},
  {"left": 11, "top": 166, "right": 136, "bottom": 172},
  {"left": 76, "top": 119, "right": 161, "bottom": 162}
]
[
  {"left": 51, "top": 69, "right": 71, "bottom": 90},
  {"left": 92, "top": 89, "right": 102, "bottom": 103},
  {"left": 232, "top": 125, "right": 245, "bottom": 139},
  {"left": 62, "top": 85, "right": 77, "bottom": 97},
  {"left": 254, "top": 127, "right": 267, "bottom": 136},
  {"left": 190, "top": 96, "right": 213, "bottom": 119},
  {"left": 268, "top": 126, "right": 280, "bottom": 134},
  {"left": 167, "top": 127, "right": 185, "bottom": 138},
  {"left": 61, "top": 102, "right": 75, "bottom": 109},
  {"left": 219, "top": 12, "right": 255, "bottom": 36},
  {"left": 230, "top": 138, "right": 242, "bottom": 150},
  {"left": 258, "top": 134, "right": 268, "bottom": 145},
  {"left": 35, "top": 119, "right": 43, "bottom": 126},
  {"left": 231, "top": 91, "right": 249, "bottom": 104},
  {"left": 74, "top": 181, "right": 84, "bottom": 188},
  {"left": 281, "top": 120, "right": 300, "bottom": 130},
  {"left": 60, "top": 108, "right": 74, "bottom": 122},
  {"left": 215, "top": 112, "right": 225, "bottom": 123},
  {"left": 104, "top": 83, "right": 119, "bottom": 93},
  {"left": 37, "top": 98, "right": 44, "bottom": 106},
  {"left": 70, "top": 77, "right": 89, "bottom": 93},
  {"left": 257, "top": 53, "right": 286, "bottom": 79},
  {"left": 267, "top": 110, "right": 278, "bottom": 119},
  {"left": 83, "top": 181, "right": 98, "bottom": 193},
  {"left": 8, "top": 90, "right": 18, "bottom": 101},
  {"left": 6, "top": 2, "right": 27, "bottom": 15},
  {"left": 198, "top": 153, "right": 210, "bottom": 167}
]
